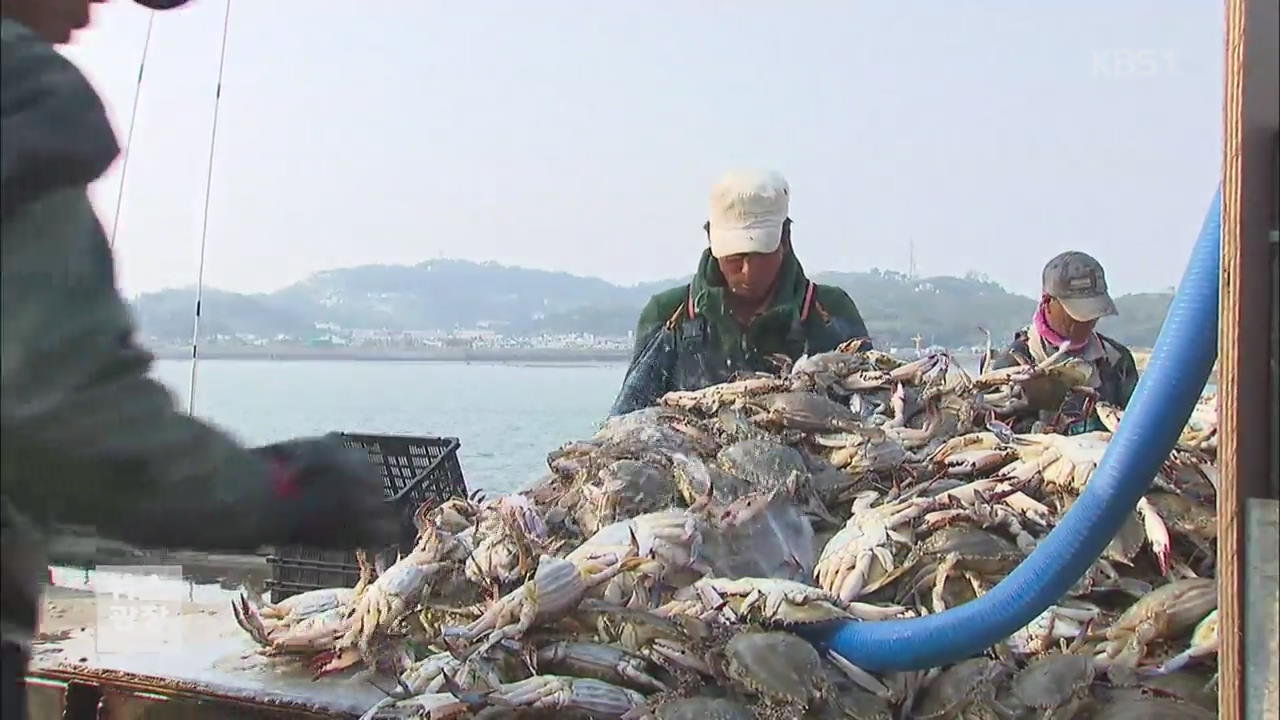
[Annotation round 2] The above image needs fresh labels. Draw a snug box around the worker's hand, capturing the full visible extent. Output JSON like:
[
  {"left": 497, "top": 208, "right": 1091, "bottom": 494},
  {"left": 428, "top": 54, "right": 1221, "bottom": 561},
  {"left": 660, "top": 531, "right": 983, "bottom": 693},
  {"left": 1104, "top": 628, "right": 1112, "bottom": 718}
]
[{"left": 253, "top": 434, "right": 400, "bottom": 550}]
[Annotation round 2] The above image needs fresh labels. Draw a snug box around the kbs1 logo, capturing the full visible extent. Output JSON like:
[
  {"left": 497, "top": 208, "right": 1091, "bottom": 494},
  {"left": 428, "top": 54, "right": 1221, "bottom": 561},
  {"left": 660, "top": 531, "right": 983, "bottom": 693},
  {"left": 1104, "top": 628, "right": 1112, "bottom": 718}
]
[{"left": 1090, "top": 49, "right": 1177, "bottom": 78}]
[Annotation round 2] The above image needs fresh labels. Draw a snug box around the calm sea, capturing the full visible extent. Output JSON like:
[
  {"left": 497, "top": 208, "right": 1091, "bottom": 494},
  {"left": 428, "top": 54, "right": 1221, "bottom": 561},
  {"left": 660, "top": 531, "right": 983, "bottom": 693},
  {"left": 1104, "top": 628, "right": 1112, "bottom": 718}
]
[
  {"left": 151, "top": 359, "right": 629, "bottom": 495},
  {"left": 151, "top": 357, "right": 1211, "bottom": 496}
]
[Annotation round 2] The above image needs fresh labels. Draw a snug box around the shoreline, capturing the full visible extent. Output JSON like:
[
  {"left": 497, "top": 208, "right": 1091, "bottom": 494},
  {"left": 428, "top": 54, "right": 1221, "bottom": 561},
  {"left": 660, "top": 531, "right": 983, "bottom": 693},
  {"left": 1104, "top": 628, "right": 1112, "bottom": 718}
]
[
  {"left": 149, "top": 345, "right": 634, "bottom": 363},
  {"left": 149, "top": 345, "right": 992, "bottom": 364},
  {"left": 147, "top": 345, "right": 1223, "bottom": 385}
]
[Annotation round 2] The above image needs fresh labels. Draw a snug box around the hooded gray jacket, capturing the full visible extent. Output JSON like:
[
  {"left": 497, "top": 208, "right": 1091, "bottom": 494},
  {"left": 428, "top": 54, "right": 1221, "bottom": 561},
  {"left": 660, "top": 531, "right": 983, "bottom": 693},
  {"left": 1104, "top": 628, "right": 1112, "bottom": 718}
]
[{"left": 1, "top": 18, "right": 285, "bottom": 650}]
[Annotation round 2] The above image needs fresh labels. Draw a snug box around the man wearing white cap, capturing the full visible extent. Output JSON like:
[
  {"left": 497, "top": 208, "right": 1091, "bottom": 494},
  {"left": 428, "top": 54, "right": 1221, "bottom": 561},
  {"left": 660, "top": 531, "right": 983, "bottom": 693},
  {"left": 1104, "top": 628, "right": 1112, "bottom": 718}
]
[
  {"left": 983, "top": 251, "right": 1139, "bottom": 434},
  {"left": 610, "top": 170, "right": 870, "bottom": 416}
]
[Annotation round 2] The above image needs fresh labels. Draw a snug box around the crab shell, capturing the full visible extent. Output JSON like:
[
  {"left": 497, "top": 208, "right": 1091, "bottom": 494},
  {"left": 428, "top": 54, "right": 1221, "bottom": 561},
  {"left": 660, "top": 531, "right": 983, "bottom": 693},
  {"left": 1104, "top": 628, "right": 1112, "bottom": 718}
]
[
  {"left": 1088, "top": 689, "right": 1216, "bottom": 719},
  {"left": 426, "top": 497, "right": 482, "bottom": 533},
  {"left": 912, "top": 657, "right": 1008, "bottom": 720},
  {"left": 568, "top": 510, "right": 702, "bottom": 570},
  {"left": 817, "top": 667, "right": 894, "bottom": 720},
  {"left": 504, "top": 555, "right": 593, "bottom": 622},
  {"left": 723, "top": 630, "right": 822, "bottom": 708},
  {"left": 252, "top": 605, "right": 350, "bottom": 652},
  {"left": 358, "top": 691, "right": 469, "bottom": 720},
  {"left": 1145, "top": 491, "right": 1217, "bottom": 543},
  {"left": 813, "top": 494, "right": 918, "bottom": 602},
  {"left": 464, "top": 531, "right": 526, "bottom": 588},
  {"left": 490, "top": 675, "right": 646, "bottom": 717},
  {"left": 397, "top": 651, "right": 468, "bottom": 696},
  {"left": 1105, "top": 577, "right": 1217, "bottom": 642},
  {"left": 920, "top": 525, "right": 1023, "bottom": 569},
  {"left": 259, "top": 587, "right": 356, "bottom": 621},
  {"left": 746, "top": 391, "right": 863, "bottom": 433},
  {"left": 598, "top": 459, "right": 677, "bottom": 516},
  {"left": 1139, "top": 668, "right": 1220, "bottom": 712},
  {"left": 826, "top": 431, "right": 910, "bottom": 476},
  {"left": 1010, "top": 654, "right": 1095, "bottom": 710},
  {"left": 865, "top": 525, "right": 1022, "bottom": 600},
  {"left": 652, "top": 696, "right": 755, "bottom": 720},
  {"left": 535, "top": 640, "right": 667, "bottom": 693}
]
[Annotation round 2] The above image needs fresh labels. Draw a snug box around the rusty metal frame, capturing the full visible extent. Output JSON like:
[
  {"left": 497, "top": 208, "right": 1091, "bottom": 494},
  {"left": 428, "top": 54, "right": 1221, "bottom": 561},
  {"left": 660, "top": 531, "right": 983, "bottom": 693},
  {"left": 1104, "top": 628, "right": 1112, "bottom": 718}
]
[{"left": 26, "top": 666, "right": 357, "bottom": 720}]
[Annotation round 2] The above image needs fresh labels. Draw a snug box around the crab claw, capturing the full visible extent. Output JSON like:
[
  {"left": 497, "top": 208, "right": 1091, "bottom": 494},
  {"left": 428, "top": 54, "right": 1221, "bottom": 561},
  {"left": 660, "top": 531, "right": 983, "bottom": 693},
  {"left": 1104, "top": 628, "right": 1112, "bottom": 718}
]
[
  {"left": 436, "top": 634, "right": 468, "bottom": 662},
  {"left": 310, "top": 647, "right": 362, "bottom": 679},
  {"left": 443, "top": 670, "right": 512, "bottom": 710},
  {"left": 627, "top": 526, "right": 644, "bottom": 557},
  {"left": 232, "top": 594, "right": 271, "bottom": 646},
  {"left": 365, "top": 676, "right": 403, "bottom": 701},
  {"left": 766, "top": 353, "right": 794, "bottom": 374},
  {"left": 985, "top": 414, "right": 1017, "bottom": 445},
  {"left": 1144, "top": 650, "right": 1196, "bottom": 676},
  {"left": 688, "top": 479, "right": 716, "bottom": 514},
  {"left": 787, "top": 552, "right": 804, "bottom": 572},
  {"left": 1135, "top": 497, "right": 1173, "bottom": 575},
  {"left": 971, "top": 488, "right": 992, "bottom": 509}
]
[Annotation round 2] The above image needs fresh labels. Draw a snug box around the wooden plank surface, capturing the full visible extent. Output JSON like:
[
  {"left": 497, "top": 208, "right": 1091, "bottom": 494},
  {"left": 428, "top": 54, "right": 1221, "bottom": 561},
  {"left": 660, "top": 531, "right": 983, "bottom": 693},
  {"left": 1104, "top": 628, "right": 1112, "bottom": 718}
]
[{"left": 1218, "top": 0, "right": 1279, "bottom": 718}]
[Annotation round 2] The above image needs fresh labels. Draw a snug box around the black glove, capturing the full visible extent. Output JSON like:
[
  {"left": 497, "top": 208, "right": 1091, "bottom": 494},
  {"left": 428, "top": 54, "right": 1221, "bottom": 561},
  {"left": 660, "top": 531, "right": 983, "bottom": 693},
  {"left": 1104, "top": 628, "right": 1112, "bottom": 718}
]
[{"left": 253, "top": 434, "right": 400, "bottom": 550}]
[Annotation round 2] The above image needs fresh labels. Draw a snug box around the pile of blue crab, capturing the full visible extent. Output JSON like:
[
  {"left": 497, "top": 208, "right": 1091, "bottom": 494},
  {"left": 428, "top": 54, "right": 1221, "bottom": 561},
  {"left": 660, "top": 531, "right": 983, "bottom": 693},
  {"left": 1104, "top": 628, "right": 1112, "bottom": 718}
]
[{"left": 232, "top": 346, "right": 1221, "bottom": 719}]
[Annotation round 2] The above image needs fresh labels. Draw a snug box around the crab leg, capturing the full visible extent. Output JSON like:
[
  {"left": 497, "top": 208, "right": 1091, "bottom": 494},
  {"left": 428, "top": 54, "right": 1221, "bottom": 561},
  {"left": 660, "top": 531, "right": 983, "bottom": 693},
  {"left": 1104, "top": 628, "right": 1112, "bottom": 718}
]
[
  {"left": 644, "top": 637, "right": 712, "bottom": 676},
  {"left": 825, "top": 650, "right": 894, "bottom": 699},
  {"left": 835, "top": 552, "right": 874, "bottom": 602},
  {"left": 845, "top": 601, "right": 912, "bottom": 621}
]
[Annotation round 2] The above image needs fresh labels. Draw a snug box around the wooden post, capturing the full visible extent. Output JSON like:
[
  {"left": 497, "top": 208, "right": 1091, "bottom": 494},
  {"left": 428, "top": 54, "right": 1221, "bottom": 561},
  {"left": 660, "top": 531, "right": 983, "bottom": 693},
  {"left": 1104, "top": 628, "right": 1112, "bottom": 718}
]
[{"left": 1218, "top": 0, "right": 1278, "bottom": 718}]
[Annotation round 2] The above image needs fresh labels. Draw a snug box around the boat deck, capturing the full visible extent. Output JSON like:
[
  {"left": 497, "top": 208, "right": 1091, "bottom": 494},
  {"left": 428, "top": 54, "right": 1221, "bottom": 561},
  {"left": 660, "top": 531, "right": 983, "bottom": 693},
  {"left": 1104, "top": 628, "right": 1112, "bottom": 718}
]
[{"left": 27, "top": 573, "right": 391, "bottom": 719}]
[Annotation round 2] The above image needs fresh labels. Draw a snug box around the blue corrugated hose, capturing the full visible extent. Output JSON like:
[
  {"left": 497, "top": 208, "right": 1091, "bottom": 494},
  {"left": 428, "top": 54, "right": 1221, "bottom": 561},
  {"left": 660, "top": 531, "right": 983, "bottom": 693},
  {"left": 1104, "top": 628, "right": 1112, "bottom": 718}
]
[{"left": 805, "top": 189, "right": 1222, "bottom": 671}]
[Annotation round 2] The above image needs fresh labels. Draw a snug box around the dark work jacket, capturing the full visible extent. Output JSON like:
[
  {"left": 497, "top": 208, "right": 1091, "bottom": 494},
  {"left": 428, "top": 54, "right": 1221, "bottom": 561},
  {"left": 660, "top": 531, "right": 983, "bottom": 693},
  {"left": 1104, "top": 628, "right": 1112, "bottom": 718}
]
[
  {"left": 1, "top": 18, "right": 290, "bottom": 650},
  {"left": 983, "top": 326, "right": 1140, "bottom": 435},
  {"left": 609, "top": 249, "right": 871, "bottom": 416}
]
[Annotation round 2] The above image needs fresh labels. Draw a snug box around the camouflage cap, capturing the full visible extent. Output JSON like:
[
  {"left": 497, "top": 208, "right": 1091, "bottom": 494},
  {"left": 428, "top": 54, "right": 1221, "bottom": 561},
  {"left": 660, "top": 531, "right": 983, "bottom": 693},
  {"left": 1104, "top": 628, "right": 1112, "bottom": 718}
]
[
  {"left": 133, "top": 0, "right": 191, "bottom": 9},
  {"left": 1042, "top": 251, "right": 1118, "bottom": 322}
]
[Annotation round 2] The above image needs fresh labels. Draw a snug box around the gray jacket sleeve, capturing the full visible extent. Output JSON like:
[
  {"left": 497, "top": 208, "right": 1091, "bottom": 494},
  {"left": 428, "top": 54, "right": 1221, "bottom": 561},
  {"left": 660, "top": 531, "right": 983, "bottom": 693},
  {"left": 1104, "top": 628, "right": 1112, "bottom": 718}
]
[
  {"left": 0, "top": 19, "right": 284, "bottom": 551},
  {"left": 0, "top": 186, "right": 287, "bottom": 551}
]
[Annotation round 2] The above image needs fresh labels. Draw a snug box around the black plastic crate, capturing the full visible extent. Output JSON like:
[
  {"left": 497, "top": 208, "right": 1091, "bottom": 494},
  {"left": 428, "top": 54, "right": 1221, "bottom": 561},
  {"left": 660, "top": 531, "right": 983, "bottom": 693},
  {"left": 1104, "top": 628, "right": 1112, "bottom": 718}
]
[{"left": 265, "top": 433, "right": 467, "bottom": 603}]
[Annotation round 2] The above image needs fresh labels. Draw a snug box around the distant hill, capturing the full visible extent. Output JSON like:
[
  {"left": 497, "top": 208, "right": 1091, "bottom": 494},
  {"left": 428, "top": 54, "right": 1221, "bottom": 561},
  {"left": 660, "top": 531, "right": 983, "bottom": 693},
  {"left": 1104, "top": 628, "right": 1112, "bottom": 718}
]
[{"left": 129, "top": 259, "right": 1172, "bottom": 350}]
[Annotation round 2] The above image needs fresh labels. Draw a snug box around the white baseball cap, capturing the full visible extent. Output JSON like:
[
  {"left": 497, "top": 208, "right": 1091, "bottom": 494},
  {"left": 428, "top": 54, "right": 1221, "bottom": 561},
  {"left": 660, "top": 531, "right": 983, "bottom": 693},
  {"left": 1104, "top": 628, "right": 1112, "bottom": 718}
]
[{"left": 707, "top": 169, "right": 790, "bottom": 258}]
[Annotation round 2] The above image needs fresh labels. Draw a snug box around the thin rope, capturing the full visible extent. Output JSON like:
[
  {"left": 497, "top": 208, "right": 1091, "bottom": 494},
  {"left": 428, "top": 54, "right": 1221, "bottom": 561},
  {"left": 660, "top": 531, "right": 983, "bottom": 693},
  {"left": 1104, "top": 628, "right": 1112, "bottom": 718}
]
[
  {"left": 188, "top": 0, "right": 233, "bottom": 416},
  {"left": 107, "top": 9, "right": 157, "bottom": 249}
]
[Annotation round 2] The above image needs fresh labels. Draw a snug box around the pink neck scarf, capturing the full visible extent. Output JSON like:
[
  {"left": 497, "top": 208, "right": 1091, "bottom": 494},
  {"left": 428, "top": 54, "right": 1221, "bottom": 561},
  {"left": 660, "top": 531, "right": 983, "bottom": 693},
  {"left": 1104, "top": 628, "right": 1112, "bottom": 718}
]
[{"left": 1033, "top": 296, "right": 1090, "bottom": 353}]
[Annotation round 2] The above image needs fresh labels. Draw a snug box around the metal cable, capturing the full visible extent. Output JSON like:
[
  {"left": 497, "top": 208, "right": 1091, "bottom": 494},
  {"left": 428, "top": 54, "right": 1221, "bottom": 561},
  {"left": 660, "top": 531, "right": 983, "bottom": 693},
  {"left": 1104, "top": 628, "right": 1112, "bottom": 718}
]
[
  {"left": 106, "top": 9, "right": 157, "bottom": 249},
  {"left": 188, "top": 0, "right": 233, "bottom": 415}
]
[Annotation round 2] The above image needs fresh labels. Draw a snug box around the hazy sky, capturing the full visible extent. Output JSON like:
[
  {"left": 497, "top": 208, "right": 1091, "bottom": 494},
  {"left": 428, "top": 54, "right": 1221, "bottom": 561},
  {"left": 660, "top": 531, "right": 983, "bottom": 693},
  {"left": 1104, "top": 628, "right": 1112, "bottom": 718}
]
[{"left": 59, "top": 1, "right": 1223, "bottom": 301}]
